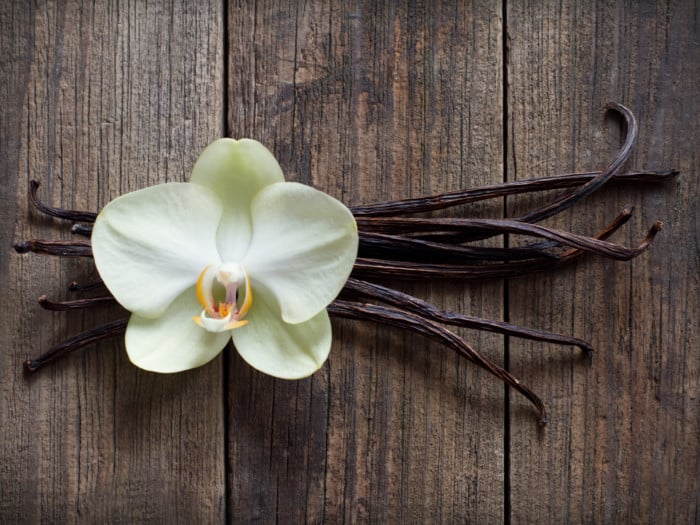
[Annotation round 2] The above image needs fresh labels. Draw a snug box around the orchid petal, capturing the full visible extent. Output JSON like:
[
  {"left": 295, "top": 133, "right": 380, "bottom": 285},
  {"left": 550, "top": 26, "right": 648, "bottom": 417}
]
[
  {"left": 232, "top": 288, "right": 332, "bottom": 379},
  {"left": 92, "top": 183, "right": 223, "bottom": 318},
  {"left": 125, "top": 287, "right": 231, "bottom": 373},
  {"left": 190, "top": 138, "right": 285, "bottom": 261},
  {"left": 243, "top": 182, "right": 358, "bottom": 324}
]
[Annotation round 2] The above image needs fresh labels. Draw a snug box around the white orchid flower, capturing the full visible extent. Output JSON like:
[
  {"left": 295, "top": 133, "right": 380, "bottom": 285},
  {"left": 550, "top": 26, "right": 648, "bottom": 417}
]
[{"left": 91, "top": 139, "right": 358, "bottom": 378}]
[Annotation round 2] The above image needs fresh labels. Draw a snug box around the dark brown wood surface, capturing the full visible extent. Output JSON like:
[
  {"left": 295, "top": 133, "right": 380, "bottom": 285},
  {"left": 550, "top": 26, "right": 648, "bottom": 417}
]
[
  {"left": 1, "top": 1, "right": 697, "bottom": 522},
  {"left": 505, "top": 2, "right": 699, "bottom": 522},
  {"left": 1, "top": 1, "right": 227, "bottom": 522}
]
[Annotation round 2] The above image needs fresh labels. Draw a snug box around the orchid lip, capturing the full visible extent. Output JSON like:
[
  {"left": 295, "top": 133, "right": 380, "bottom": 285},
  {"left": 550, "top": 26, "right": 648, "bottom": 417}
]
[{"left": 193, "top": 262, "right": 253, "bottom": 333}]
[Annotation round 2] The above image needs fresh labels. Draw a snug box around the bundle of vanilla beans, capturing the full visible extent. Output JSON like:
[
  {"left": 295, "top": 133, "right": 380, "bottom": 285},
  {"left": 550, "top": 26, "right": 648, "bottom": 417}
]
[{"left": 14, "top": 103, "right": 677, "bottom": 423}]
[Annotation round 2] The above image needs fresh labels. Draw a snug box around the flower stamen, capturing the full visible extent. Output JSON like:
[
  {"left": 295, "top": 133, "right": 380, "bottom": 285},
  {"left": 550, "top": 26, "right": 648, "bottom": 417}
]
[{"left": 193, "top": 263, "right": 252, "bottom": 333}]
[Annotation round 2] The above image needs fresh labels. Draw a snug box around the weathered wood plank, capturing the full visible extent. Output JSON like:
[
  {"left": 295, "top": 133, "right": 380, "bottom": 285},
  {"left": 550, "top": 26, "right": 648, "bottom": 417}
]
[
  {"left": 506, "top": 1, "right": 699, "bottom": 522},
  {"left": 226, "top": 0, "right": 505, "bottom": 521},
  {"left": 0, "top": 1, "right": 225, "bottom": 522}
]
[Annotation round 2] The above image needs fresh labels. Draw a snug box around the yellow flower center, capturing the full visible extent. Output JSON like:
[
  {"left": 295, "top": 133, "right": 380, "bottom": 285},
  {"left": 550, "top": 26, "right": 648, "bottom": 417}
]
[{"left": 193, "top": 262, "right": 253, "bottom": 333}]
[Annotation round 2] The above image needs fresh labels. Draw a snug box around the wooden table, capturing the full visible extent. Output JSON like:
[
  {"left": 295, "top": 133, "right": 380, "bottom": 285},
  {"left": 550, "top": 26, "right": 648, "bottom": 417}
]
[{"left": 1, "top": 1, "right": 697, "bottom": 522}]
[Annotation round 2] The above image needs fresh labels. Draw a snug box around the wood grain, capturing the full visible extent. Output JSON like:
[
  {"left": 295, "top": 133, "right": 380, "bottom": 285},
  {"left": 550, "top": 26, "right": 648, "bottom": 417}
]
[
  {"left": 226, "top": 0, "right": 505, "bottom": 521},
  {"left": 506, "top": 1, "right": 699, "bottom": 522},
  {"left": 0, "top": 1, "right": 226, "bottom": 522},
  {"left": 1, "top": 0, "right": 697, "bottom": 522}
]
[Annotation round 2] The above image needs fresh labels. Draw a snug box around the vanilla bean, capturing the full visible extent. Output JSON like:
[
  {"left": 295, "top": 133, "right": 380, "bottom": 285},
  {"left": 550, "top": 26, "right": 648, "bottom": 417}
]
[
  {"left": 426, "top": 205, "right": 634, "bottom": 266},
  {"left": 516, "top": 102, "right": 637, "bottom": 223},
  {"left": 69, "top": 279, "right": 105, "bottom": 292},
  {"left": 14, "top": 240, "right": 93, "bottom": 257},
  {"left": 558, "top": 206, "right": 634, "bottom": 260},
  {"left": 24, "top": 318, "right": 128, "bottom": 373},
  {"left": 350, "top": 169, "right": 677, "bottom": 216},
  {"left": 353, "top": 206, "right": 647, "bottom": 280},
  {"left": 418, "top": 203, "right": 635, "bottom": 249},
  {"left": 410, "top": 230, "right": 551, "bottom": 245},
  {"left": 29, "top": 180, "right": 98, "bottom": 222},
  {"left": 328, "top": 299, "right": 547, "bottom": 423},
  {"left": 353, "top": 258, "right": 552, "bottom": 280},
  {"left": 359, "top": 232, "right": 557, "bottom": 263},
  {"left": 342, "top": 278, "right": 593, "bottom": 352},
  {"left": 357, "top": 217, "right": 661, "bottom": 261},
  {"left": 38, "top": 295, "right": 116, "bottom": 311}
]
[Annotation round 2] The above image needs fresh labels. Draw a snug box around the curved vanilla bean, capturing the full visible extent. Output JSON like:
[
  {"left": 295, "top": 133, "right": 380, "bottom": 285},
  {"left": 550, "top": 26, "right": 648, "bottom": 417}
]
[
  {"left": 342, "top": 278, "right": 593, "bottom": 352},
  {"left": 69, "top": 279, "right": 105, "bottom": 292},
  {"left": 29, "top": 181, "right": 98, "bottom": 222},
  {"left": 356, "top": 217, "right": 661, "bottom": 261},
  {"left": 350, "top": 169, "right": 677, "bottom": 216},
  {"left": 516, "top": 102, "right": 638, "bottom": 223},
  {"left": 38, "top": 295, "right": 116, "bottom": 311},
  {"left": 24, "top": 318, "right": 128, "bottom": 373},
  {"left": 585, "top": 219, "right": 661, "bottom": 258},
  {"left": 558, "top": 206, "right": 634, "bottom": 260},
  {"left": 328, "top": 300, "right": 547, "bottom": 423},
  {"left": 359, "top": 232, "right": 557, "bottom": 262},
  {"left": 14, "top": 240, "right": 93, "bottom": 257}
]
